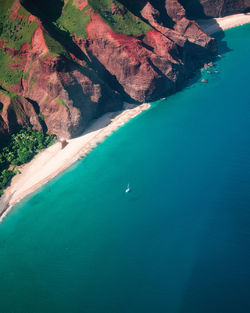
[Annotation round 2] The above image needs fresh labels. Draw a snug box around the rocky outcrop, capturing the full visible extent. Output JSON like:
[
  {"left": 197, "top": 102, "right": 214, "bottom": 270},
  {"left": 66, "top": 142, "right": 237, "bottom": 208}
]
[
  {"left": 141, "top": 2, "right": 216, "bottom": 55},
  {"left": 0, "top": 2, "right": 123, "bottom": 139},
  {"left": 0, "top": 0, "right": 224, "bottom": 139},
  {"left": 86, "top": 13, "right": 174, "bottom": 102},
  {"left": 165, "top": 0, "right": 186, "bottom": 22},
  {"left": 84, "top": 1, "right": 217, "bottom": 102},
  {"left": 180, "top": 0, "right": 250, "bottom": 18}
]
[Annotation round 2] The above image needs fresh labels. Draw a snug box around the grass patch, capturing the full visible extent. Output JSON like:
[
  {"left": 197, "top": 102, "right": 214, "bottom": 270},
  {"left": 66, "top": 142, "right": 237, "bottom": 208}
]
[
  {"left": 56, "top": 97, "right": 67, "bottom": 107},
  {"left": 0, "top": 0, "right": 16, "bottom": 16},
  {"left": 17, "top": 5, "right": 30, "bottom": 18},
  {"left": 55, "top": 0, "right": 91, "bottom": 38},
  {"left": 88, "top": 0, "right": 151, "bottom": 36},
  {"left": 38, "top": 113, "right": 45, "bottom": 120},
  {"left": 0, "top": 3, "right": 38, "bottom": 50},
  {"left": 0, "top": 86, "right": 18, "bottom": 98},
  {"left": 23, "top": 72, "right": 28, "bottom": 80},
  {"left": 43, "top": 30, "right": 69, "bottom": 58},
  {"left": 0, "top": 49, "right": 23, "bottom": 85},
  {"left": 56, "top": 97, "right": 70, "bottom": 113}
]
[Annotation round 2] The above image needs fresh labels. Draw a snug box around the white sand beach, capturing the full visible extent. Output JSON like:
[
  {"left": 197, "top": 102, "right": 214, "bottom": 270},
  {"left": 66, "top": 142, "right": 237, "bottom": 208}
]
[
  {"left": 1, "top": 13, "right": 250, "bottom": 220},
  {"left": 0, "top": 103, "right": 150, "bottom": 220},
  {"left": 198, "top": 13, "right": 250, "bottom": 35}
]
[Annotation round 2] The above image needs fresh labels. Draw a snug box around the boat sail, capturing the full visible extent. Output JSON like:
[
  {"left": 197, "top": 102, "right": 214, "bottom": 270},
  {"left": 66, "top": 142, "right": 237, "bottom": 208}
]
[{"left": 125, "top": 183, "right": 130, "bottom": 193}]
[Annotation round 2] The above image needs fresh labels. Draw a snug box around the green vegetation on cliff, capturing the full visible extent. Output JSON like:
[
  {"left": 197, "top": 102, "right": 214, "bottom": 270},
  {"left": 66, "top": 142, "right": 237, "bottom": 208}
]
[
  {"left": 55, "top": 0, "right": 151, "bottom": 38},
  {"left": 0, "top": 1, "right": 38, "bottom": 86},
  {"left": 0, "top": 128, "right": 54, "bottom": 196},
  {"left": 0, "top": 0, "right": 151, "bottom": 88},
  {"left": 0, "top": 0, "right": 15, "bottom": 16},
  {"left": 56, "top": 97, "right": 67, "bottom": 107},
  {"left": 43, "top": 30, "right": 69, "bottom": 58},
  {"left": 0, "top": 86, "right": 18, "bottom": 98},
  {"left": 88, "top": 0, "right": 151, "bottom": 36},
  {"left": 0, "top": 50, "right": 23, "bottom": 85},
  {"left": 55, "top": 0, "right": 91, "bottom": 38},
  {"left": 0, "top": 5, "right": 37, "bottom": 50}
]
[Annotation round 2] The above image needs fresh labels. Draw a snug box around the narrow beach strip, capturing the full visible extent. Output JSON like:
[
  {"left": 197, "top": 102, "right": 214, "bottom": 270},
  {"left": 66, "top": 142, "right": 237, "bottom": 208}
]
[
  {"left": 197, "top": 13, "right": 250, "bottom": 35},
  {"left": 1, "top": 14, "right": 250, "bottom": 220},
  {"left": 0, "top": 102, "right": 150, "bottom": 221}
]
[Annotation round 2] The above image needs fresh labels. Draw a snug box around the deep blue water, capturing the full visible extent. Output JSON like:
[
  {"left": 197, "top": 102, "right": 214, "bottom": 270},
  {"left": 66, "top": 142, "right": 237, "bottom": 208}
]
[{"left": 0, "top": 25, "right": 250, "bottom": 313}]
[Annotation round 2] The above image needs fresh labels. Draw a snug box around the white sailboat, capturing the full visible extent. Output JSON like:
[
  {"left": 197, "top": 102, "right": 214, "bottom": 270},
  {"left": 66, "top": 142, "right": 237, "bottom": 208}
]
[{"left": 125, "top": 183, "right": 130, "bottom": 193}]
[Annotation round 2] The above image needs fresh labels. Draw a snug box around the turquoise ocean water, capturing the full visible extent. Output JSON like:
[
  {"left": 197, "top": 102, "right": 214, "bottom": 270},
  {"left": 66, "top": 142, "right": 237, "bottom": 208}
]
[{"left": 0, "top": 25, "right": 250, "bottom": 313}]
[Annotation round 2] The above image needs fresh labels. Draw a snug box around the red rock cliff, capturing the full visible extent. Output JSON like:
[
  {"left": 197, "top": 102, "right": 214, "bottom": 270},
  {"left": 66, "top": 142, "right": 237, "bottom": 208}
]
[
  {"left": 0, "top": 0, "right": 219, "bottom": 139},
  {"left": 179, "top": 0, "right": 250, "bottom": 18}
]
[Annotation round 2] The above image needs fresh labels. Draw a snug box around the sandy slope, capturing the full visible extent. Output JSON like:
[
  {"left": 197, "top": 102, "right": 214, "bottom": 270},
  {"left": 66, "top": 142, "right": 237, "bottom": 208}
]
[
  {"left": 0, "top": 103, "right": 150, "bottom": 220},
  {"left": 197, "top": 13, "right": 250, "bottom": 35}
]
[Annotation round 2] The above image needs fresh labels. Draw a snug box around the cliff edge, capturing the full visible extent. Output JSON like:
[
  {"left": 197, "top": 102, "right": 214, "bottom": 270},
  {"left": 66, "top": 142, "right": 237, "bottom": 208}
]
[{"left": 0, "top": 0, "right": 241, "bottom": 139}]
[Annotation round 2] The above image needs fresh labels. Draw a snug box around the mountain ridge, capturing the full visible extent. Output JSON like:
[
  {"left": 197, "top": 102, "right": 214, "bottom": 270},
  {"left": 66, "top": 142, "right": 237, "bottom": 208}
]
[{"left": 0, "top": 0, "right": 247, "bottom": 139}]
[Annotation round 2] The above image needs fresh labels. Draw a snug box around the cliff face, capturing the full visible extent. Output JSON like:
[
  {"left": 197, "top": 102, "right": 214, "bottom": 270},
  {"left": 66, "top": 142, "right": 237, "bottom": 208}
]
[
  {"left": 180, "top": 0, "right": 250, "bottom": 18},
  {"left": 0, "top": 0, "right": 224, "bottom": 139}
]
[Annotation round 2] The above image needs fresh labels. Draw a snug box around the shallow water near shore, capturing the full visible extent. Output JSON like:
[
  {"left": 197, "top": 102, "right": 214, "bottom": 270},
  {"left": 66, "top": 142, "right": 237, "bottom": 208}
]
[{"left": 1, "top": 24, "right": 250, "bottom": 313}]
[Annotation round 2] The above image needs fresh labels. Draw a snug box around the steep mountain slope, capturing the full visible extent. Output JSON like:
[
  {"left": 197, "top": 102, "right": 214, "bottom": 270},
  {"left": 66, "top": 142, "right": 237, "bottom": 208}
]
[
  {"left": 180, "top": 0, "right": 250, "bottom": 18},
  {"left": 0, "top": 0, "right": 221, "bottom": 139}
]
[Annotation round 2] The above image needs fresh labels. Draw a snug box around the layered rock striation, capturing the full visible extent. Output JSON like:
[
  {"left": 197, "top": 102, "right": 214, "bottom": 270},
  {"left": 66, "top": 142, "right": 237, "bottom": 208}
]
[
  {"left": 180, "top": 0, "right": 250, "bottom": 18},
  {"left": 1, "top": 0, "right": 240, "bottom": 139}
]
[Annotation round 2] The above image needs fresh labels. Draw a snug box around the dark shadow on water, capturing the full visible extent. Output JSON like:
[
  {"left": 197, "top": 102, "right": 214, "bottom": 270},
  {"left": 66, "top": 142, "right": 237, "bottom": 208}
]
[
  {"left": 196, "top": 19, "right": 232, "bottom": 56},
  {"left": 213, "top": 29, "right": 232, "bottom": 55},
  {"left": 178, "top": 0, "right": 232, "bottom": 56}
]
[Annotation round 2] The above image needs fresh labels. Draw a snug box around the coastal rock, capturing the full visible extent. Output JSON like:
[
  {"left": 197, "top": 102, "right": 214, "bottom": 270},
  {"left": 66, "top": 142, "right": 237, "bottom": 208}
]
[
  {"left": 140, "top": 2, "right": 188, "bottom": 47},
  {"left": 174, "top": 17, "right": 217, "bottom": 54},
  {"left": 165, "top": 0, "right": 186, "bottom": 22},
  {"left": 0, "top": 1, "right": 122, "bottom": 138},
  {"left": 86, "top": 13, "right": 178, "bottom": 102},
  {"left": 180, "top": 0, "right": 250, "bottom": 18},
  {"left": 84, "top": 2, "right": 216, "bottom": 102},
  {"left": 1, "top": 0, "right": 244, "bottom": 140}
]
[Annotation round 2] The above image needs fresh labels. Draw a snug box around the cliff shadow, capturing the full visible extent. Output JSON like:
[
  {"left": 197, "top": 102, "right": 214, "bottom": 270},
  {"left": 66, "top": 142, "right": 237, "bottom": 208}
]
[
  {"left": 178, "top": 0, "right": 232, "bottom": 55},
  {"left": 84, "top": 50, "right": 138, "bottom": 104},
  {"left": 179, "top": 0, "right": 212, "bottom": 19},
  {"left": 26, "top": 98, "right": 48, "bottom": 133},
  {"left": 212, "top": 28, "right": 232, "bottom": 56},
  {"left": 196, "top": 18, "right": 232, "bottom": 56},
  {"left": 20, "top": 0, "right": 88, "bottom": 62},
  {"left": 71, "top": 104, "right": 131, "bottom": 138},
  {"left": 119, "top": 0, "right": 175, "bottom": 28}
]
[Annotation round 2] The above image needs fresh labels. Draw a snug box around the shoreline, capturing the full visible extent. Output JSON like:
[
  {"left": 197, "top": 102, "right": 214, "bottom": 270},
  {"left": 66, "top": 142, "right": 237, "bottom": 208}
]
[
  {"left": 1, "top": 14, "right": 250, "bottom": 221},
  {"left": 0, "top": 102, "right": 150, "bottom": 221},
  {"left": 197, "top": 13, "right": 250, "bottom": 34}
]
